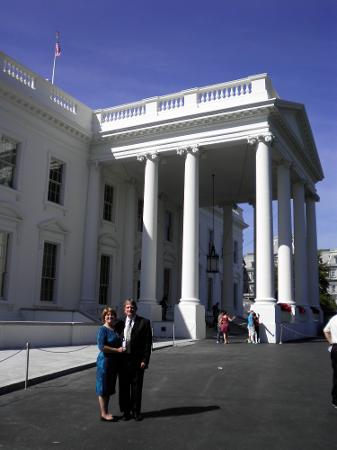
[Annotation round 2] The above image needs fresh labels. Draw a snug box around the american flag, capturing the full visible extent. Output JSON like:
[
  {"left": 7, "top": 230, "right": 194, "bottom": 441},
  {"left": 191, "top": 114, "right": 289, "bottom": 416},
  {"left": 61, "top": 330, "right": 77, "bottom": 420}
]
[{"left": 55, "top": 32, "right": 61, "bottom": 57}]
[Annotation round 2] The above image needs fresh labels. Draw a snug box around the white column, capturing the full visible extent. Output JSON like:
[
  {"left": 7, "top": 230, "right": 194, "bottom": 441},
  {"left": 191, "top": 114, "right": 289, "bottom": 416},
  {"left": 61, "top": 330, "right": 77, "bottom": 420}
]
[
  {"left": 222, "top": 204, "right": 233, "bottom": 313},
  {"left": 175, "top": 145, "right": 205, "bottom": 339},
  {"left": 306, "top": 194, "right": 320, "bottom": 308},
  {"left": 180, "top": 147, "right": 199, "bottom": 302},
  {"left": 254, "top": 136, "right": 275, "bottom": 303},
  {"left": 121, "top": 180, "right": 136, "bottom": 300},
  {"left": 277, "top": 161, "right": 294, "bottom": 304},
  {"left": 137, "top": 153, "right": 161, "bottom": 321},
  {"left": 80, "top": 161, "right": 101, "bottom": 307},
  {"left": 293, "top": 181, "right": 309, "bottom": 306}
]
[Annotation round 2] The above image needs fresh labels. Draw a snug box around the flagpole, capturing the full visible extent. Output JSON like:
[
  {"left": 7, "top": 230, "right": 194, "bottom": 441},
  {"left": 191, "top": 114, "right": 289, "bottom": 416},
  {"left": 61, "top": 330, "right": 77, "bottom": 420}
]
[
  {"left": 51, "top": 51, "right": 57, "bottom": 85},
  {"left": 51, "top": 31, "right": 61, "bottom": 85}
]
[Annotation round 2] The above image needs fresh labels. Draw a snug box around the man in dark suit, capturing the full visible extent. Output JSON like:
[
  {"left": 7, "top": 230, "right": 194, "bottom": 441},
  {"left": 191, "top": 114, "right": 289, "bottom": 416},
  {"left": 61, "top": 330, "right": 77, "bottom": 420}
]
[{"left": 119, "top": 298, "right": 152, "bottom": 421}]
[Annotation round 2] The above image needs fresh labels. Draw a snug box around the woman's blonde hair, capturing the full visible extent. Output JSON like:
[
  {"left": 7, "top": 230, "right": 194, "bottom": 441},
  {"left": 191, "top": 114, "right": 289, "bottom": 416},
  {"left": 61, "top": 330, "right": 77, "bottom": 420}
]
[{"left": 101, "top": 307, "right": 117, "bottom": 323}]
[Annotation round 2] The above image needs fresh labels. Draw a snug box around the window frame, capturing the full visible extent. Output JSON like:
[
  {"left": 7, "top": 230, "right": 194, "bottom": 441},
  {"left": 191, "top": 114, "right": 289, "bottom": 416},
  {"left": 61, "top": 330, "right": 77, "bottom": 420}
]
[
  {"left": 0, "top": 231, "right": 9, "bottom": 299},
  {"left": 102, "top": 184, "right": 115, "bottom": 222},
  {"left": 164, "top": 210, "right": 173, "bottom": 242},
  {"left": 0, "top": 136, "right": 19, "bottom": 189},
  {"left": 98, "top": 254, "right": 111, "bottom": 305},
  {"left": 40, "top": 241, "right": 59, "bottom": 303},
  {"left": 47, "top": 157, "right": 65, "bottom": 205}
]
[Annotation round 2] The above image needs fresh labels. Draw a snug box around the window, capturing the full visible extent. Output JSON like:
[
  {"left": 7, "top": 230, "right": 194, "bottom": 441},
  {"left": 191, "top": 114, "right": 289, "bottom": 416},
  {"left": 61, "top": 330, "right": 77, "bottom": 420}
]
[
  {"left": 164, "top": 211, "right": 173, "bottom": 242},
  {"left": 207, "top": 277, "right": 213, "bottom": 312},
  {"left": 48, "top": 158, "right": 64, "bottom": 204},
  {"left": 233, "top": 240, "right": 238, "bottom": 264},
  {"left": 233, "top": 282, "right": 238, "bottom": 309},
  {"left": 0, "top": 231, "right": 9, "bottom": 298},
  {"left": 137, "top": 199, "right": 143, "bottom": 232},
  {"left": 103, "top": 184, "right": 114, "bottom": 222},
  {"left": 0, "top": 137, "right": 17, "bottom": 188},
  {"left": 40, "top": 242, "right": 58, "bottom": 302},
  {"left": 208, "top": 229, "right": 214, "bottom": 253},
  {"left": 99, "top": 255, "right": 111, "bottom": 305},
  {"left": 163, "top": 268, "right": 171, "bottom": 300},
  {"left": 332, "top": 285, "right": 336, "bottom": 293},
  {"left": 330, "top": 270, "right": 336, "bottom": 279},
  {"left": 137, "top": 280, "right": 141, "bottom": 300}
]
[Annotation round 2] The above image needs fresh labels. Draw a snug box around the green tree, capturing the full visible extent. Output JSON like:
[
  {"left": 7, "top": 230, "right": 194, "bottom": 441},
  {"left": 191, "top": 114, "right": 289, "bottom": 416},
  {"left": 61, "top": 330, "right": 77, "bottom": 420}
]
[{"left": 319, "top": 257, "right": 336, "bottom": 313}]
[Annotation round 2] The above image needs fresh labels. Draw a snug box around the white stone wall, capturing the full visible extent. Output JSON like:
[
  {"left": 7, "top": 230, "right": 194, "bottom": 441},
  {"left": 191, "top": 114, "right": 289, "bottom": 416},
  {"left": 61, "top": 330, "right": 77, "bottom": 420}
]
[
  {"left": 0, "top": 100, "right": 90, "bottom": 315},
  {"left": 318, "top": 249, "right": 337, "bottom": 304}
]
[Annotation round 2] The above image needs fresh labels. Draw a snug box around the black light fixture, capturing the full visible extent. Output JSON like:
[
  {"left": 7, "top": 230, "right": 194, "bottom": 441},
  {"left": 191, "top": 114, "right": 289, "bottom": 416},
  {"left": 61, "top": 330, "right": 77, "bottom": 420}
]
[{"left": 207, "top": 174, "right": 219, "bottom": 273}]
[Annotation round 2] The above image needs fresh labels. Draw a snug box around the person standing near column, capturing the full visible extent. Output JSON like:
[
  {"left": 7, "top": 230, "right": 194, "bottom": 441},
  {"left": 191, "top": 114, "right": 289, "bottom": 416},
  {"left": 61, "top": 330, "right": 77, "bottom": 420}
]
[
  {"left": 323, "top": 312, "right": 337, "bottom": 409},
  {"left": 119, "top": 298, "right": 152, "bottom": 421}
]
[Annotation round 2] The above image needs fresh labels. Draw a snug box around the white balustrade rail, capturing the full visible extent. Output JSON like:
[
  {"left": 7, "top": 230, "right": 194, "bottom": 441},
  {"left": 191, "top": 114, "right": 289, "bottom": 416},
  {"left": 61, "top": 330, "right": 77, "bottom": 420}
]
[
  {"left": 97, "top": 74, "right": 278, "bottom": 132},
  {"left": 0, "top": 50, "right": 278, "bottom": 136},
  {"left": 2, "top": 58, "right": 35, "bottom": 89},
  {"left": 50, "top": 87, "right": 77, "bottom": 114},
  {"left": 0, "top": 51, "right": 93, "bottom": 131}
]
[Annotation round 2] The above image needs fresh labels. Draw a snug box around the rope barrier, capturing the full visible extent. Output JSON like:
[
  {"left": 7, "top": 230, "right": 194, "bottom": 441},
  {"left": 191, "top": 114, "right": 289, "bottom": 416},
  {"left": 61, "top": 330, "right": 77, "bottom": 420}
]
[
  {"left": 34, "top": 345, "right": 92, "bottom": 353},
  {"left": 279, "top": 323, "right": 313, "bottom": 344},
  {"left": 0, "top": 348, "right": 24, "bottom": 364},
  {"left": 280, "top": 323, "right": 312, "bottom": 338}
]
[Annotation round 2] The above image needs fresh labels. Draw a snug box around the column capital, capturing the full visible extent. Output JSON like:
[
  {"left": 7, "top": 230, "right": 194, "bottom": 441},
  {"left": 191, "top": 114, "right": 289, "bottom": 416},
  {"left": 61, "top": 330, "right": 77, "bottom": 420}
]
[
  {"left": 137, "top": 152, "right": 159, "bottom": 162},
  {"left": 177, "top": 144, "right": 200, "bottom": 156},
  {"left": 247, "top": 134, "right": 275, "bottom": 146},
  {"left": 305, "top": 191, "right": 320, "bottom": 202}
]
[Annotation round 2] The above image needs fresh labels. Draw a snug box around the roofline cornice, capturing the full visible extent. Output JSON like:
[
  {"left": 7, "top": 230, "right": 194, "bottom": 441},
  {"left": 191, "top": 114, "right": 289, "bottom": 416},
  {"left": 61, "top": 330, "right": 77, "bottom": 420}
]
[{"left": 0, "top": 83, "right": 92, "bottom": 143}]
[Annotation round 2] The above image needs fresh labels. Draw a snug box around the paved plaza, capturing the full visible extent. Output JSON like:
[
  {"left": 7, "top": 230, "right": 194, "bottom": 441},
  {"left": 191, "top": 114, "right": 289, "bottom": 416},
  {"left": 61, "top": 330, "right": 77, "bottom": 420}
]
[{"left": 0, "top": 335, "right": 336, "bottom": 450}]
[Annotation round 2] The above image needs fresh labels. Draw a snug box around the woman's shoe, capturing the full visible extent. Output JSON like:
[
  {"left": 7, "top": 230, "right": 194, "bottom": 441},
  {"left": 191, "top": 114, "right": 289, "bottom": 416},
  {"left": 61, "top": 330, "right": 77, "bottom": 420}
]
[{"left": 100, "top": 416, "right": 118, "bottom": 422}]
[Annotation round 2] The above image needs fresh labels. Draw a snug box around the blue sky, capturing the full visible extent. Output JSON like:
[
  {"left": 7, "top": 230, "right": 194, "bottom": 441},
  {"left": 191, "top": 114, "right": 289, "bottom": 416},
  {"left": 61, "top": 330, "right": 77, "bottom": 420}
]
[{"left": 1, "top": 0, "right": 336, "bottom": 252}]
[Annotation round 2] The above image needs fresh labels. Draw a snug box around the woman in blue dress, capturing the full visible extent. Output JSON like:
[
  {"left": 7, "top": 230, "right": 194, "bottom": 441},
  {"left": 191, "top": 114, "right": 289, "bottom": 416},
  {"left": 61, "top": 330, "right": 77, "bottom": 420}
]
[{"left": 96, "top": 307, "right": 124, "bottom": 421}]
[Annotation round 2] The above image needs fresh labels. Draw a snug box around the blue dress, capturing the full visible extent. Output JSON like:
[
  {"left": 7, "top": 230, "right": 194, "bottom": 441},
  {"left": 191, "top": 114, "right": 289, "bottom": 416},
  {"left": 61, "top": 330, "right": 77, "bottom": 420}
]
[{"left": 96, "top": 326, "right": 121, "bottom": 396}]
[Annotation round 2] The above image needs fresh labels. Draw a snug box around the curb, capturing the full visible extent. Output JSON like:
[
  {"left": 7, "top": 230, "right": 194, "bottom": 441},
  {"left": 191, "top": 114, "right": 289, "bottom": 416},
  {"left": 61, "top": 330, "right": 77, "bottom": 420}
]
[{"left": 0, "top": 362, "right": 96, "bottom": 396}]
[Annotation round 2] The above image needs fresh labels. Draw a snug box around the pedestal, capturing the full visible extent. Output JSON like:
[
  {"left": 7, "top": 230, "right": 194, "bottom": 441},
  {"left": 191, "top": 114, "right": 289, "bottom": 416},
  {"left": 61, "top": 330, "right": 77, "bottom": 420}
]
[
  {"left": 174, "top": 303, "right": 206, "bottom": 339},
  {"left": 251, "top": 303, "right": 278, "bottom": 343}
]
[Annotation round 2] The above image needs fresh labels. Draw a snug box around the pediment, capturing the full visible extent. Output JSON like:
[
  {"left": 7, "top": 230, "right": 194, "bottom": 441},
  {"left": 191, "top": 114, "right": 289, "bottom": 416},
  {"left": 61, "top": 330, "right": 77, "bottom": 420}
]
[
  {"left": 0, "top": 202, "right": 23, "bottom": 222},
  {"left": 37, "top": 218, "right": 68, "bottom": 235},
  {"left": 274, "top": 100, "right": 324, "bottom": 182},
  {"left": 98, "top": 233, "right": 120, "bottom": 249}
]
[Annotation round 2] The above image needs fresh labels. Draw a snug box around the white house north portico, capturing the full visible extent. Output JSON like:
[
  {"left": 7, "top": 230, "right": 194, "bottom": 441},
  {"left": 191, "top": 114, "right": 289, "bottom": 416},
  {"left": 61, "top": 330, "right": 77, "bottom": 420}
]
[{"left": 0, "top": 51, "right": 324, "bottom": 343}]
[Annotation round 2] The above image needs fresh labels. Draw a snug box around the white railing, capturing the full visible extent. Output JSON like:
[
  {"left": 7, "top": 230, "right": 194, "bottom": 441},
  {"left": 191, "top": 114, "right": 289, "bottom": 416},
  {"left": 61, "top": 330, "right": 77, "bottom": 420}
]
[
  {"left": 198, "top": 80, "right": 252, "bottom": 103},
  {"left": 97, "top": 74, "right": 278, "bottom": 131},
  {"left": 158, "top": 94, "right": 184, "bottom": 111},
  {"left": 0, "top": 51, "right": 94, "bottom": 130},
  {"left": 50, "top": 87, "right": 77, "bottom": 114},
  {"left": 2, "top": 58, "right": 35, "bottom": 89},
  {"left": 101, "top": 103, "right": 146, "bottom": 123}
]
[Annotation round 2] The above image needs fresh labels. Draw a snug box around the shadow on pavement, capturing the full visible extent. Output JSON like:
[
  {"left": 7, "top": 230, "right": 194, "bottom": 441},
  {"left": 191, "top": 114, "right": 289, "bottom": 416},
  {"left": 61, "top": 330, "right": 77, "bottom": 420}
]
[{"left": 142, "top": 404, "right": 220, "bottom": 418}]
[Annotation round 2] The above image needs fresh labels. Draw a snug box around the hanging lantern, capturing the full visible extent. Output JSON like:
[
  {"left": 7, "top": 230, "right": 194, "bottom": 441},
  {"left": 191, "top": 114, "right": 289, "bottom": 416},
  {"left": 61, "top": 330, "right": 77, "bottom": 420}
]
[{"left": 207, "top": 174, "right": 219, "bottom": 273}]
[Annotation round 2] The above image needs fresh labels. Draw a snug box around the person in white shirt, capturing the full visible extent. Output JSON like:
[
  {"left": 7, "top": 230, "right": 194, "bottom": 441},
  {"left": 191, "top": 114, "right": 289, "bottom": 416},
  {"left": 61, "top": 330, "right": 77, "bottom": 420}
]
[{"left": 323, "top": 313, "right": 337, "bottom": 409}]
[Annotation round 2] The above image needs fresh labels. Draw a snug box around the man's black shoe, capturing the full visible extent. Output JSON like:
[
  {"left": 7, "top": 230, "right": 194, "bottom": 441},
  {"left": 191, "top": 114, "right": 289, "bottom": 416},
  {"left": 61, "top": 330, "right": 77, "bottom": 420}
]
[
  {"left": 134, "top": 414, "right": 143, "bottom": 421},
  {"left": 121, "top": 413, "right": 132, "bottom": 421}
]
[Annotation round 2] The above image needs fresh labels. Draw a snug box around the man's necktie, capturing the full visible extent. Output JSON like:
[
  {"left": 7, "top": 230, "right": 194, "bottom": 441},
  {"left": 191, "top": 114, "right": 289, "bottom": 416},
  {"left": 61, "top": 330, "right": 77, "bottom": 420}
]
[{"left": 125, "top": 319, "right": 132, "bottom": 343}]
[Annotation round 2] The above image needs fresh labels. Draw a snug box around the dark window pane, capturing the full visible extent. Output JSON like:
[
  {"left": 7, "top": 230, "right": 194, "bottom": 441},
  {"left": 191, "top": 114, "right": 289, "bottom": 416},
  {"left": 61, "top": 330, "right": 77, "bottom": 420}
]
[
  {"left": 48, "top": 159, "right": 64, "bottom": 204},
  {"left": 40, "top": 243, "right": 57, "bottom": 302},
  {"left": 99, "top": 255, "right": 110, "bottom": 305},
  {"left": 103, "top": 185, "right": 114, "bottom": 221},
  {"left": 0, "top": 138, "right": 17, "bottom": 188}
]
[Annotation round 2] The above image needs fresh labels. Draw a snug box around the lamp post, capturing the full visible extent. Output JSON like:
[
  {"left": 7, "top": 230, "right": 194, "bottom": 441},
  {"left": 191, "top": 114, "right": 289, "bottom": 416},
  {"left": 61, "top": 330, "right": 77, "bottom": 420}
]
[{"left": 207, "top": 174, "right": 219, "bottom": 273}]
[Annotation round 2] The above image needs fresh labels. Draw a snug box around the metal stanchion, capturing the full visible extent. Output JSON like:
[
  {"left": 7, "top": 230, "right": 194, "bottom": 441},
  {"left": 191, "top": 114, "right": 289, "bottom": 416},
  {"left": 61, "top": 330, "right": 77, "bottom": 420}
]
[
  {"left": 151, "top": 327, "right": 154, "bottom": 352},
  {"left": 172, "top": 323, "right": 175, "bottom": 347},
  {"left": 279, "top": 324, "right": 283, "bottom": 344},
  {"left": 25, "top": 342, "right": 30, "bottom": 390}
]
